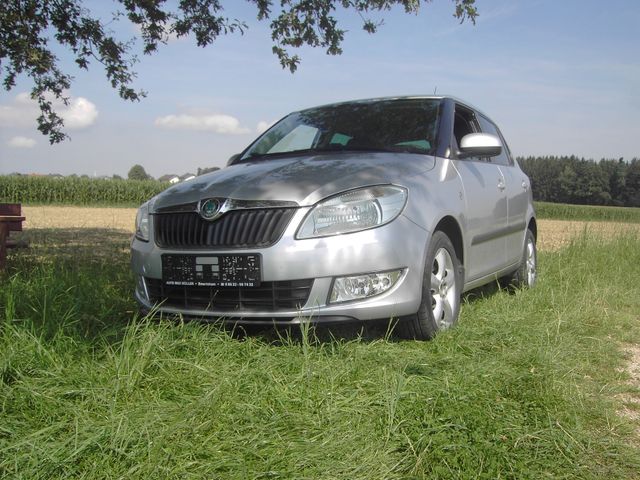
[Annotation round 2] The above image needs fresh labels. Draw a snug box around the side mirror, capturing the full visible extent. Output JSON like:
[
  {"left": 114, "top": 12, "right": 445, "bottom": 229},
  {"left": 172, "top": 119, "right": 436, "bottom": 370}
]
[
  {"left": 459, "top": 133, "right": 502, "bottom": 158},
  {"left": 226, "top": 153, "right": 241, "bottom": 166}
]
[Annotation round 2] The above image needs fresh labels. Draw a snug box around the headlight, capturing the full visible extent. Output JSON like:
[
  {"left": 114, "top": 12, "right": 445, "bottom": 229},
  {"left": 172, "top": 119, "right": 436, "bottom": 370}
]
[
  {"left": 135, "top": 204, "right": 150, "bottom": 242},
  {"left": 297, "top": 185, "right": 407, "bottom": 239}
]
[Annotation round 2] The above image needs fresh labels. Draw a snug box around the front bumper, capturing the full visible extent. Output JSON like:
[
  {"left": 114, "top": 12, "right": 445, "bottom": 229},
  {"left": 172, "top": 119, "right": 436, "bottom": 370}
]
[{"left": 131, "top": 209, "right": 429, "bottom": 325}]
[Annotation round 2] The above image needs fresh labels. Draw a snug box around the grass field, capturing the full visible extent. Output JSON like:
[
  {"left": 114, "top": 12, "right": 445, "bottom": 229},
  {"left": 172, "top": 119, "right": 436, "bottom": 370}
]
[
  {"left": 534, "top": 202, "right": 640, "bottom": 223},
  {"left": 1, "top": 207, "right": 640, "bottom": 478}
]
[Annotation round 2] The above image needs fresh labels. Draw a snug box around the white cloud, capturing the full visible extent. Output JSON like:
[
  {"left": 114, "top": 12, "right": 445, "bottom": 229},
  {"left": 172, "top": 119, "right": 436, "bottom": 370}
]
[
  {"left": 0, "top": 93, "right": 35, "bottom": 127},
  {"left": 15, "top": 92, "right": 32, "bottom": 105},
  {"left": 62, "top": 97, "right": 99, "bottom": 128},
  {"left": 7, "top": 136, "right": 36, "bottom": 148},
  {"left": 154, "top": 113, "right": 251, "bottom": 134},
  {"left": 0, "top": 92, "right": 98, "bottom": 129},
  {"left": 256, "top": 120, "right": 273, "bottom": 133}
]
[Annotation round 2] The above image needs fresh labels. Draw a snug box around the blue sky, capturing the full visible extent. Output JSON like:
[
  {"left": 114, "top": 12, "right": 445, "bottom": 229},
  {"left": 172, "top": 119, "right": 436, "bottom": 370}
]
[{"left": 1, "top": 0, "right": 638, "bottom": 178}]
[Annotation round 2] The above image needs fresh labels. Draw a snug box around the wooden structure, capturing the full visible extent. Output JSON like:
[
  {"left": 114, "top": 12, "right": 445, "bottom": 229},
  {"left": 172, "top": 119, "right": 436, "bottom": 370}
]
[{"left": 0, "top": 203, "right": 25, "bottom": 270}]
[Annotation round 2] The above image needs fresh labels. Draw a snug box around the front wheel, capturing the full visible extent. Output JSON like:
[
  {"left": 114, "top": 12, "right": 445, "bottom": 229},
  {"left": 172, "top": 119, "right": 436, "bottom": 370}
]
[
  {"left": 401, "top": 231, "right": 463, "bottom": 340},
  {"left": 505, "top": 229, "right": 537, "bottom": 289}
]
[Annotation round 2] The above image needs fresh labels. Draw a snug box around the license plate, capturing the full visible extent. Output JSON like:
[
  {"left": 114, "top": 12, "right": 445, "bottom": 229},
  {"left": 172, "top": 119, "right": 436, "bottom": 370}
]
[{"left": 162, "top": 254, "right": 261, "bottom": 287}]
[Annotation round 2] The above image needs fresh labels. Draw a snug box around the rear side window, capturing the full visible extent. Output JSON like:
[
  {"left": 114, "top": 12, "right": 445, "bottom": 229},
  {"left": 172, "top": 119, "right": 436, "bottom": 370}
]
[{"left": 476, "top": 115, "right": 512, "bottom": 166}]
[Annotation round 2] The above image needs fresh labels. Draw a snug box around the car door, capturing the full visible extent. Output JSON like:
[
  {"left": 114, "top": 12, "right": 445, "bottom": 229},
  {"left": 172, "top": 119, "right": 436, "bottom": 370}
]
[
  {"left": 476, "top": 115, "right": 529, "bottom": 266},
  {"left": 451, "top": 105, "right": 508, "bottom": 282}
]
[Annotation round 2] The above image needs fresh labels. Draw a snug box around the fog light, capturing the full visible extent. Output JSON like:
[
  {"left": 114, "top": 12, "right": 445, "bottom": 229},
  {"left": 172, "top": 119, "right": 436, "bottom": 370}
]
[
  {"left": 135, "top": 275, "right": 149, "bottom": 302},
  {"left": 330, "top": 269, "right": 403, "bottom": 303}
]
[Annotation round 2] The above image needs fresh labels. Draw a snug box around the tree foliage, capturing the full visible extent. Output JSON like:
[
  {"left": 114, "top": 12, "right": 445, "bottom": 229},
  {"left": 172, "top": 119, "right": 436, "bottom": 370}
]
[
  {"left": 127, "top": 163, "right": 150, "bottom": 181},
  {"left": 517, "top": 156, "right": 640, "bottom": 208},
  {"left": 0, "top": 0, "right": 477, "bottom": 144}
]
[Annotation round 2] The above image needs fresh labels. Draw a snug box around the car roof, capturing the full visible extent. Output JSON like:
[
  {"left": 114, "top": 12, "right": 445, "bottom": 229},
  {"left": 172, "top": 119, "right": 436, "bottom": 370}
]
[{"left": 297, "top": 95, "right": 491, "bottom": 121}]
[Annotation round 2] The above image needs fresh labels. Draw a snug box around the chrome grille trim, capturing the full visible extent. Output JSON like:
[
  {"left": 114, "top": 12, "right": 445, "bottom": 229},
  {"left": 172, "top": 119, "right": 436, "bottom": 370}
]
[
  {"left": 154, "top": 208, "right": 297, "bottom": 248},
  {"left": 155, "top": 198, "right": 299, "bottom": 215}
]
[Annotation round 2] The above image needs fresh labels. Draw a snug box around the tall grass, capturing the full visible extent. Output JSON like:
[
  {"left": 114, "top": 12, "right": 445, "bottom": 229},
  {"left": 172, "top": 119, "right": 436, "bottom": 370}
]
[
  {"left": 1, "top": 228, "right": 639, "bottom": 478},
  {"left": 0, "top": 175, "right": 168, "bottom": 206}
]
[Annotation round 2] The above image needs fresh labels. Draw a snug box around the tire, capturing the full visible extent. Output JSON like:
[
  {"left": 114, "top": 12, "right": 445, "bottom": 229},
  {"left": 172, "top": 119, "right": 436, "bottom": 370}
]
[
  {"left": 401, "top": 231, "right": 463, "bottom": 340},
  {"left": 505, "top": 229, "right": 537, "bottom": 289}
]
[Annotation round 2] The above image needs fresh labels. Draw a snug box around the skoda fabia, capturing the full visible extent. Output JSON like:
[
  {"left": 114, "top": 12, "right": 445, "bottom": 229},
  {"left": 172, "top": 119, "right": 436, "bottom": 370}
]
[{"left": 131, "top": 96, "right": 537, "bottom": 339}]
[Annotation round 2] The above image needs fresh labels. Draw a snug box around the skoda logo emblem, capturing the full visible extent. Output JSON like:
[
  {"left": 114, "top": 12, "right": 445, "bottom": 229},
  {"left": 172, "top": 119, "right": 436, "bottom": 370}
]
[{"left": 200, "top": 198, "right": 223, "bottom": 221}]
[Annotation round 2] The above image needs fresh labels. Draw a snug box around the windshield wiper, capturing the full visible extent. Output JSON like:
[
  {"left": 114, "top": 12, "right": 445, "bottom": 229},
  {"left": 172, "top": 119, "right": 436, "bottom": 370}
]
[
  {"left": 320, "top": 144, "right": 430, "bottom": 155},
  {"left": 242, "top": 144, "right": 430, "bottom": 161},
  {"left": 243, "top": 148, "right": 317, "bottom": 161}
]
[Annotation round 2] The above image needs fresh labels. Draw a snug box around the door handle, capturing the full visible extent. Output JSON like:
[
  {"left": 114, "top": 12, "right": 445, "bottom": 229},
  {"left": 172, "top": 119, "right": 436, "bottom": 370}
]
[{"left": 498, "top": 179, "right": 506, "bottom": 191}]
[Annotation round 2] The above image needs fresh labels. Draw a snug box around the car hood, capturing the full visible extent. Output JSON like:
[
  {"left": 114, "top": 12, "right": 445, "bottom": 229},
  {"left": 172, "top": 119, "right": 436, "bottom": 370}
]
[{"left": 152, "top": 152, "right": 436, "bottom": 211}]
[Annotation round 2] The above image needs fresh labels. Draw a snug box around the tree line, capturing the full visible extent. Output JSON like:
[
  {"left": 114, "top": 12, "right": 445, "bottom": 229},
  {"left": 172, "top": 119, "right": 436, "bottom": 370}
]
[{"left": 517, "top": 156, "right": 640, "bottom": 208}]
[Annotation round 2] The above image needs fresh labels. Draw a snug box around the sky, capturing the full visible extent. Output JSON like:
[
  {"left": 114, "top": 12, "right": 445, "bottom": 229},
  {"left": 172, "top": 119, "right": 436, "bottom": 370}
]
[{"left": 1, "top": 0, "right": 639, "bottom": 178}]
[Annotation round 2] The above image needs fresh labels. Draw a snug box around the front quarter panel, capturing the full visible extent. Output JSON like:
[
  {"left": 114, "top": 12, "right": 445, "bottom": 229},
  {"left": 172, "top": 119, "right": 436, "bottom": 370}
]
[{"left": 401, "top": 155, "right": 466, "bottom": 242}]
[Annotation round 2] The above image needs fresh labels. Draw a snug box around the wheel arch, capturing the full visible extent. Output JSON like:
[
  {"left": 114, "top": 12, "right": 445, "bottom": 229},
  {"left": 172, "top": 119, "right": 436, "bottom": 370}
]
[
  {"left": 433, "top": 215, "right": 464, "bottom": 267},
  {"left": 527, "top": 216, "right": 537, "bottom": 241}
]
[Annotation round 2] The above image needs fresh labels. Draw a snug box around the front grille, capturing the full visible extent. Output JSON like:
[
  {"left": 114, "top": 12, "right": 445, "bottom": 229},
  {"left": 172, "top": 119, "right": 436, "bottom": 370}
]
[
  {"left": 145, "top": 278, "right": 314, "bottom": 312},
  {"left": 154, "top": 208, "right": 297, "bottom": 249}
]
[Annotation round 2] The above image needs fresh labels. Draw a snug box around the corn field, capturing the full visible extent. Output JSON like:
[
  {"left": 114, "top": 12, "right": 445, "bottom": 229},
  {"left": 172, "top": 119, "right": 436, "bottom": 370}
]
[{"left": 0, "top": 175, "right": 169, "bottom": 206}]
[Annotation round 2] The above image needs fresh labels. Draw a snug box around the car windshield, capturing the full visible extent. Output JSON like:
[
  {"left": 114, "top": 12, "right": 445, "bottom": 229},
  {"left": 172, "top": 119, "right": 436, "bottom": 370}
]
[{"left": 241, "top": 98, "right": 440, "bottom": 161}]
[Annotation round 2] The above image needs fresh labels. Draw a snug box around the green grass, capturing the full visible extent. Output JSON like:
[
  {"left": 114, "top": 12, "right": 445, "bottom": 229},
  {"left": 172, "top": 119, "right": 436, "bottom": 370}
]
[
  {"left": 1, "top": 227, "right": 639, "bottom": 478},
  {"left": 535, "top": 201, "right": 640, "bottom": 223}
]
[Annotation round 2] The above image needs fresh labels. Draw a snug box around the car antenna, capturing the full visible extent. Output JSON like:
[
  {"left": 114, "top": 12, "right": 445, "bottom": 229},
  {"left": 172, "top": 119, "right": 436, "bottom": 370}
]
[{"left": 433, "top": 86, "right": 438, "bottom": 94}]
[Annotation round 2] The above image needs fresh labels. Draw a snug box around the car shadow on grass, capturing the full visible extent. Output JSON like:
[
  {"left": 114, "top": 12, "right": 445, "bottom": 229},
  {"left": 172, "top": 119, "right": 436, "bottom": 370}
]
[
  {"left": 8, "top": 227, "right": 132, "bottom": 266},
  {"left": 3, "top": 227, "right": 137, "bottom": 341}
]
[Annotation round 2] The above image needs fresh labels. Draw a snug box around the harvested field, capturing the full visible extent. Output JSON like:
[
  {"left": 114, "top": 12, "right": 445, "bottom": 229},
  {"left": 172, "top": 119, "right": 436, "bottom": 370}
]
[
  {"left": 23, "top": 206, "right": 137, "bottom": 231},
  {"left": 22, "top": 206, "right": 640, "bottom": 252},
  {"left": 537, "top": 218, "right": 640, "bottom": 251}
]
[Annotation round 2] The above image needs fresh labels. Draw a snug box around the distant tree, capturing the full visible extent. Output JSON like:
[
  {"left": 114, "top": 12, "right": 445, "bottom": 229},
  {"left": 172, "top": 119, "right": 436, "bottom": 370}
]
[
  {"left": 623, "top": 159, "right": 640, "bottom": 207},
  {"left": 558, "top": 161, "right": 578, "bottom": 203},
  {"left": 128, "top": 164, "right": 150, "bottom": 181},
  {"left": 599, "top": 158, "right": 627, "bottom": 206},
  {"left": 0, "top": 0, "right": 477, "bottom": 143},
  {"left": 572, "top": 160, "right": 610, "bottom": 205},
  {"left": 112, "top": 174, "right": 124, "bottom": 180},
  {"left": 518, "top": 156, "right": 565, "bottom": 203}
]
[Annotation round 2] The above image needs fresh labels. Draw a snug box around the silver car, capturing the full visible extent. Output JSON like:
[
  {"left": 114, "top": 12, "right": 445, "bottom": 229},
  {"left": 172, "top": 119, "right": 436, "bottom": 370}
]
[{"left": 131, "top": 96, "right": 537, "bottom": 339}]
